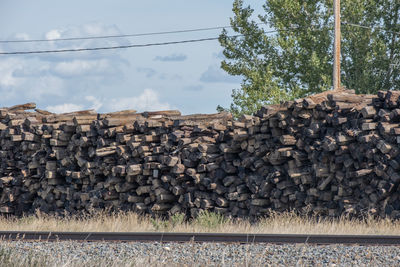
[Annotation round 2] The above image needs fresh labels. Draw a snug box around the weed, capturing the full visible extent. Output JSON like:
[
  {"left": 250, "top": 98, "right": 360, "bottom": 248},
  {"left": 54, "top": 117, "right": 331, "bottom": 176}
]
[
  {"left": 169, "top": 213, "right": 185, "bottom": 228},
  {"left": 0, "top": 210, "right": 399, "bottom": 235},
  {"left": 150, "top": 218, "right": 169, "bottom": 231},
  {"left": 193, "top": 210, "right": 229, "bottom": 230}
]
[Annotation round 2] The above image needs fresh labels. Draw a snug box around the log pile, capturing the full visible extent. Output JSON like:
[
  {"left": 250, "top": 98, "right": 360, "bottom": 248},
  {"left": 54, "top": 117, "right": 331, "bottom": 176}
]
[{"left": 1, "top": 89, "right": 400, "bottom": 219}]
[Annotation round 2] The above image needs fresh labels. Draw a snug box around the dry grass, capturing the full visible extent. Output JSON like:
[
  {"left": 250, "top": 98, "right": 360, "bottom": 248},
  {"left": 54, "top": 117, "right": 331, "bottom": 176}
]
[
  {"left": 0, "top": 210, "right": 399, "bottom": 235},
  {"left": 0, "top": 247, "right": 143, "bottom": 267}
]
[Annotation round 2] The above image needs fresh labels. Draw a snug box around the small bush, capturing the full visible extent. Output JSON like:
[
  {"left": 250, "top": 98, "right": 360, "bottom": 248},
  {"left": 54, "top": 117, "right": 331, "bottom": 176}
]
[
  {"left": 150, "top": 213, "right": 186, "bottom": 231},
  {"left": 149, "top": 218, "right": 169, "bottom": 231},
  {"left": 193, "top": 211, "right": 229, "bottom": 230},
  {"left": 169, "top": 213, "right": 185, "bottom": 228}
]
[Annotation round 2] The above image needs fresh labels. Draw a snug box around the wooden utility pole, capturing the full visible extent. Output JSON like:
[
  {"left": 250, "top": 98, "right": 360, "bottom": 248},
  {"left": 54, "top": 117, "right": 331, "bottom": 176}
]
[{"left": 333, "top": 0, "right": 341, "bottom": 90}]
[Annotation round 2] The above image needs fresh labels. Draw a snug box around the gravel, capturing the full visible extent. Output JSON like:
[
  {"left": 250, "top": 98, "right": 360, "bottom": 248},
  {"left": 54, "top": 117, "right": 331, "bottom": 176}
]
[{"left": 1, "top": 241, "right": 400, "bottom": 266}]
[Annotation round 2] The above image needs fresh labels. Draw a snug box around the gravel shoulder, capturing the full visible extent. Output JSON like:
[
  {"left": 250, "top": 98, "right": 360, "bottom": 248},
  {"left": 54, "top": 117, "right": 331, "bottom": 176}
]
[{"left": 1, "top": 241, "right": 400, "bottom": 266}]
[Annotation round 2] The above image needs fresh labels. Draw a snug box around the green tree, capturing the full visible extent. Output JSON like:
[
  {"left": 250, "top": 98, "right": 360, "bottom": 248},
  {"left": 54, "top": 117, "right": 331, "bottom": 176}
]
[{"left": 219, "top": 0, "right": 400, "bottom": 116}]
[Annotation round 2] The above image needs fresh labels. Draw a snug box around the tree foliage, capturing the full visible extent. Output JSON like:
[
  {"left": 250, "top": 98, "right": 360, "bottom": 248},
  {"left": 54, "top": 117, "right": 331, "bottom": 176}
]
[{"left": 219, "top": 0, "right": 400, "bottom": 116}]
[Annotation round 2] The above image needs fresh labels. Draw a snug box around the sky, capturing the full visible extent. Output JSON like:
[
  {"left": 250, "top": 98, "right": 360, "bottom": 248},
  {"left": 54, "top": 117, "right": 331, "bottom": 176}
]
[{"left": 0, "top": 0, "right": 265, "bottom": 115}]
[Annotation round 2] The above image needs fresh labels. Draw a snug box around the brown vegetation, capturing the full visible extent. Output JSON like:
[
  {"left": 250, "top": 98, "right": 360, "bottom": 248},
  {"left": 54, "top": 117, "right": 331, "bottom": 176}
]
[{"left": 0, "top": 211, "right": 399, "bottom": 235}]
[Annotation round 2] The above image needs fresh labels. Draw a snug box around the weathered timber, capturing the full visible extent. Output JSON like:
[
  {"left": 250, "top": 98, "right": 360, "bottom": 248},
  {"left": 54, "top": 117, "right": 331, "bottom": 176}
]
[{"left": 0, "top": 90, "right": 399, "bottom": 220}]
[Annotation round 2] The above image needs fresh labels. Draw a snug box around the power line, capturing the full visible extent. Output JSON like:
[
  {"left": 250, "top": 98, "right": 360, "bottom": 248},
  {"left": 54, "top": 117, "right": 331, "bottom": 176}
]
[
  {"left": 0, "top": 30, "right": 280, "bottom": 56},
  {"left": 0, "top": 37, "right": 224, "bottom": 55},
  {"left": 2, "top": 21, "right": 392, "bottom": 46},
  {"left": 342, "top": 21, "right": 400, "bottom": 36},
  {"left": 0, "top": 23, "right": 267, "bottom": 44}
]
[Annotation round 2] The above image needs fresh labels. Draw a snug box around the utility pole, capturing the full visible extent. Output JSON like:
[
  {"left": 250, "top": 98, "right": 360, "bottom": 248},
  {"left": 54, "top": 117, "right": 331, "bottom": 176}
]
[{"left": 333, "top": 0, "right": 341, "bottom": 90}]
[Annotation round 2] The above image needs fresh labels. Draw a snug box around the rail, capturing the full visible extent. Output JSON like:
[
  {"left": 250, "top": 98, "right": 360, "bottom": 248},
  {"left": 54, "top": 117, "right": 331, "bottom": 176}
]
[{"left": 0, "top": 232, "right": 399, "bottom": 245}]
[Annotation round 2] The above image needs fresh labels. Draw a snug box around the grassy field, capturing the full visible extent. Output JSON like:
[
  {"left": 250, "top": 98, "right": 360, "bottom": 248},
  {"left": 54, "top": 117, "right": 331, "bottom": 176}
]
[{"left": 0, "top": 210, "right": 399, "bottom": 235}]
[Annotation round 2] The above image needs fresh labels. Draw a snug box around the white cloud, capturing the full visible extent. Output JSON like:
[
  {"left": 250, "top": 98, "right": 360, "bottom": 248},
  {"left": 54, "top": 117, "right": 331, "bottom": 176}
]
[
  {"left": 52, "top": 59, "right": 114, "bottom": 77},
  {"left": 85, "top": 95, "right": 103, "bottom": 111},
  {"left": 183, "top": 85, "right": 204, "bottom": 91},
  {"left": 39, "top": 23, "right": 129, "bottom": 58},
  {"left": 1, "top": 22, "right": 129, "bottom": 63},
  {"left": 0, "top": 57, "right": 65, "bottom": 101},
  {"left": 26, "top": 75, "right": 65, "bottom": 99},
  {"left": 45, "top": 29, "right": 61, "bottom": 40},
  {"left": 42, "top": 89, "right": 170, "bottom": 114},
  {"left": 82, "top": 23, "right": 118, "bottom": 36},
  {"left": 12, "top": 64, "right": 49, "bottom": 77},
  {"left": 0, "top": 58, "right": 22, "bottom": 87},
  {"left": 154, "top": 53, "right": 187, "bottom": 62},
  {"left": 46, "top": 103, "right": 84, "bottom": 114},
  {"left": 137, "top": 67, "right": 157, "bottom": 78},
  {"left": 107, "top": 89, "right": 171, "bottom": 111},
  {"left": 0, "top": 23, "right": 128, "bottom": 107},
  {"left": 14, "top": 33, "right": 30, "bottom": 41}
]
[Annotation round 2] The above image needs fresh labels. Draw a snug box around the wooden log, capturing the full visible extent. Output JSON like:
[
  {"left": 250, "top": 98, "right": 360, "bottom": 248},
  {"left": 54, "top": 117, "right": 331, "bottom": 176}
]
[
  {"left": 279, "top": 135, "right": 297, "bottom": 145},
  {"left": 8, "top": 103, "right": 36, "bottom": 111},
  {"left": 142, "top": 110, "right": 181, "bottom": 118},
  {"left": 99, "top": 110, "right": 137, "bottom": 119},
  {"left": 361, "top": 106, "right": 376, "bottom": 118},
  {"left": 151, "top": 203, "right": 172, "bottom": 212},
  {"left": 385, "top": 91, "right": 400, "bottom": 107},
  {"left": 361, "top": 122, "right": 377, "bottom": 131},
  {"left": 103, "top": 116, "right": 141, "bottom": 127},
  {"left": 377, "top": 140, "right": 392, "bottom": 154},
  {"left": 35, "top": 109, "right": 53, "bottom": 115},
  {"left": 96, "top": 146, "right": 117, "bottom": 157}
]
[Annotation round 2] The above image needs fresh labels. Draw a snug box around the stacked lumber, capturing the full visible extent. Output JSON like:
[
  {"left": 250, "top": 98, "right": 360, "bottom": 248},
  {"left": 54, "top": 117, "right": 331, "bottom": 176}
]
[
  {"left": 240, "top": 89, "right": 400, "bottom": 218},
  {"left": 1, "top": 89, "right": 400, "bottom": 219}
]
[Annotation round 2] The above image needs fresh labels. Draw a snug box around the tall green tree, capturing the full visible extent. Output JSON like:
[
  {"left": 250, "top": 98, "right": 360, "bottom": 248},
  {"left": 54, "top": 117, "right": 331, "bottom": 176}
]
[{"left": 219, "top": 0, "right": 400, "bottom": 116}]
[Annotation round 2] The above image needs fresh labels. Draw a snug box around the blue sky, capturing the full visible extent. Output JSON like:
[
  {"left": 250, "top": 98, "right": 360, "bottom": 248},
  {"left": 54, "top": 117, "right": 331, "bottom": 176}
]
[{"left": 0, "top": 0, "right": 264, "bottom": 114}]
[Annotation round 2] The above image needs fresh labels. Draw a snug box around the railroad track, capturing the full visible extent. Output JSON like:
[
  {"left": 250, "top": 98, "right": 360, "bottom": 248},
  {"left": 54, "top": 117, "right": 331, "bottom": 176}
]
[{"left": 0, "top": 231, "right": 399, "bottom": 245}]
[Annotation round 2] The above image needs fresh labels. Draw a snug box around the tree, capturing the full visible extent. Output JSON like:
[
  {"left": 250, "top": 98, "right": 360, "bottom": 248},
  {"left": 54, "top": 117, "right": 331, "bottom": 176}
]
[{"left": 219, "top": 0, "right": 400, "bottom": 116}]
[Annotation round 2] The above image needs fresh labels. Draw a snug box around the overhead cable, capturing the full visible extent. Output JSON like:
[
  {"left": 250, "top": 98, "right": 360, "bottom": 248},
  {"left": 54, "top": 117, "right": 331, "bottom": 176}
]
[
  {"left": 0, "top": 23, "right": 267, "bottom": 44},
  {"left": 0, "top": 30, "right": 280, "bottom": 55},
  {"left": 0, "top": 37, "right": 223, "bottom": 55},
  {"left": 342, "top": 21, "right": 400, "bottom": 36}
]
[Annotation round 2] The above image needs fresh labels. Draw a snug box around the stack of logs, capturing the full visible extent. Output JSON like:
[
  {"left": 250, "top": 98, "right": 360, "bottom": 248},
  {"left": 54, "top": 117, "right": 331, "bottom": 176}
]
[{"left": 1, "top": 88, "right": 400, "bottom": 219}]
